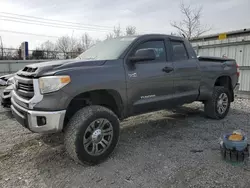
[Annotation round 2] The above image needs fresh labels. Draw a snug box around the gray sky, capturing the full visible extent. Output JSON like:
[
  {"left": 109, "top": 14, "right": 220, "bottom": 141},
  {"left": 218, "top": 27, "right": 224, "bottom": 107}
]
[{"left": 0, "top": 0, "right": 249, "bottom": 49}]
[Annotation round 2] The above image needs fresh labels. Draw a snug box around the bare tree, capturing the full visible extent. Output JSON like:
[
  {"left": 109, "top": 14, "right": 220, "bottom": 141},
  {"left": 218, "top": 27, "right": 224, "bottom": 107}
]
[
  {"left": 80, "top": 33, "right": 93, "bottom": 52},
  {"left": 126, "top": 26, "right": 136, "bottom": 36},
  {"left": 2, "top": 48, "right": 14, "bottom": 60},
  {"left": 41, "top": 40, "right": 58, "bottom": 59},
  {"left": 170, "top": 2, "right": 211, "bottom": 39},
  {"left": 41, "top": 41, "right": 54, "bottom": 51},
  {"left": 113, "top": 25, "right": 122, "bottom": 37},
  {"left": 70, "top": 37, "right": 78, "bottom": 53},
  {"left": 106, "top": 24, "right": 136, "bottom": 39},
  {"left": 106, "top": 33, "right": 114, "bottom": 40},
  {"left": 105, "top": 25, "right": 121, "bottom": 39},
  {"left": 56, "top": 36, "right": 71, "bottom": 53},
  {"left": 56, "top": 36, "right": 78, "bottom": 58}
]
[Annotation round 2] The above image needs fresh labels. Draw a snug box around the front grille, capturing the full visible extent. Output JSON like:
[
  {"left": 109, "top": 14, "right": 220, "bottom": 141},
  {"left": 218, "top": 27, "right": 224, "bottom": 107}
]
[
  {"left": 15, "top": 76, "right": 34, "bottom": 100},
  {"left": 18, "top": 83, "right": 34, "bottom": 92}
]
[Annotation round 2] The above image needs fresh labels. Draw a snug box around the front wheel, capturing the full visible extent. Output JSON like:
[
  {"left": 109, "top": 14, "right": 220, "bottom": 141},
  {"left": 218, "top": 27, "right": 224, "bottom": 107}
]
[
  {"left": 204, "top": 86, "right": 231, "bottom": 119},
  {"left": 64, "top": 105, "right": 120, "bottom": 165}
]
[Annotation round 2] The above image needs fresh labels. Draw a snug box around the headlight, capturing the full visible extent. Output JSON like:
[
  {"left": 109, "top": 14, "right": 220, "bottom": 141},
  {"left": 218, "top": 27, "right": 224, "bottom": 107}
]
[{"left": 39, "top": 75, "right": 71, "bottom": 94}]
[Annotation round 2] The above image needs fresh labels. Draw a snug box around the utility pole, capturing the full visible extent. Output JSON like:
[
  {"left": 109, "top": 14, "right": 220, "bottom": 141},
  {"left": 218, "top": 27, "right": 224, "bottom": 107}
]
[{"left": 0, "top": 36, "right": 3, "bottom": 59}]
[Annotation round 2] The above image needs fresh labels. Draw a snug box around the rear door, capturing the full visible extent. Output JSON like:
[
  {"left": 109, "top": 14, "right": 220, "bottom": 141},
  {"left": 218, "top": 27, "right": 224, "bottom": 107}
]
[
  {"left": 169, "top": 39, "right": 201, "bottom": 104},
  {"left": 125, "top": 38, "right": 175, "bottom": 115}
]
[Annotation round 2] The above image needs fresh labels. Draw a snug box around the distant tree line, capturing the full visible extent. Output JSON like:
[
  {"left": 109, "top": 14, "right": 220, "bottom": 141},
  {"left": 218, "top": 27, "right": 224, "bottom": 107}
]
[
  {"left": 31, "top": 25, "right": 137, "bottom": 59},
  {"left": 0, "top": 25, "right": 137, "bottom": 60}
]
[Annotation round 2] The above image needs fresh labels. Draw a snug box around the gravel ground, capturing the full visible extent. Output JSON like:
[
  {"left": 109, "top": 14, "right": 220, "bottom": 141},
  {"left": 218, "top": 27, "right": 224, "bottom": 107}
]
[{"left": 1, "top": 88, "right": 250, "bottom": 188}]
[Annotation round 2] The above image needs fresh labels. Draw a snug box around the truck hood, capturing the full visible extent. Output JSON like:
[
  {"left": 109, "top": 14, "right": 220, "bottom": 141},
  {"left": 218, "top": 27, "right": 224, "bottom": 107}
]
[{"left": 17, "top": 59, "right": 106, "bottom": 77}]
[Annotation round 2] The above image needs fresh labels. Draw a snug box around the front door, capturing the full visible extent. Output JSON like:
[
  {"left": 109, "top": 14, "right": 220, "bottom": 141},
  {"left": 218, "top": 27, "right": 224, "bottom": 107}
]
[{"left": 125, "top": 39, "right": 175, "bottom": 115}]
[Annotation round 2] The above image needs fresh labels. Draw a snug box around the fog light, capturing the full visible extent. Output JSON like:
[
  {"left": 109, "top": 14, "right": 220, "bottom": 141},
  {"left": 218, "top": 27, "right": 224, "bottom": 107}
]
[
  {"left": 37, "top": 116, "right": 46, "bottom": 126},
  {"left": 3, "top": 91, "right": 10, "bottom": 95}
]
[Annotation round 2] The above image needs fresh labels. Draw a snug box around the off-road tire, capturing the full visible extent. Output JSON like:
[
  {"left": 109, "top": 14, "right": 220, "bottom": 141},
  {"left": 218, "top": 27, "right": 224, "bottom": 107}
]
[
  {"left": 64, "top": 105, "right": 120, "bottom": 165},
  {"left": 204, "top": 86, "right": 231, "bottom": 119}
]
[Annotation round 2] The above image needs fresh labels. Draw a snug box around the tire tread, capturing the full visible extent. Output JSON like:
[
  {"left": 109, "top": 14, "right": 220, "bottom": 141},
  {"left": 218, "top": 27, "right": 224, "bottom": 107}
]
[
  {"left": 204, "top": 86, "right": 230, "bottom": 119},
  {"left": 64, "top": 105, "right": 119, "bottom": 165}
]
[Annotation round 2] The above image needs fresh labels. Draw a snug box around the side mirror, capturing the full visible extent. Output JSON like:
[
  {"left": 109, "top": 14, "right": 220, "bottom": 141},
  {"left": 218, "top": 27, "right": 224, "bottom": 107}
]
[{"left": 129, "top": 49, "right": 156, "bottom": 63}]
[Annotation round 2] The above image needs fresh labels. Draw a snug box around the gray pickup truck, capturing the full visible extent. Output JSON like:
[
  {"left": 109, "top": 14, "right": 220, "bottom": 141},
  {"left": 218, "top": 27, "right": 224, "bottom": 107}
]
[{"left": 11, "top": 34, "right": 239, "bottom": 165}]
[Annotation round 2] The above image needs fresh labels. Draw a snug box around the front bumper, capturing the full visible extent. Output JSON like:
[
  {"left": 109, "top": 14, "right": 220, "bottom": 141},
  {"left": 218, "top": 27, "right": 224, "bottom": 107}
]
[
  {"left": 1, "top": 85, "right": 13, "bottom": 107},
  {"left": 11, "top": 97, "right": 66, "bottom": 133},
  {"left": 1, "top": 96, "right": 11, "bottom": 107},
  {"left": 1, "top": 91, "right": 11, "bottom": 107}
]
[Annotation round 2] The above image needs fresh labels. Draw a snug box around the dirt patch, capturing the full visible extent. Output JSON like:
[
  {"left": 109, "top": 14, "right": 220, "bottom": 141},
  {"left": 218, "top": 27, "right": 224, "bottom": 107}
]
[{"left": 1, "top": 98, "right": 250, "bottom": 187}]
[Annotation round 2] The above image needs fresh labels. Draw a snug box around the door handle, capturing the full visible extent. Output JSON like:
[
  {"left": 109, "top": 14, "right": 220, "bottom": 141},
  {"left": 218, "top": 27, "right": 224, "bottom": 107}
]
[{"left": 162, "top": 67, "right": 174, "bottom": 73}]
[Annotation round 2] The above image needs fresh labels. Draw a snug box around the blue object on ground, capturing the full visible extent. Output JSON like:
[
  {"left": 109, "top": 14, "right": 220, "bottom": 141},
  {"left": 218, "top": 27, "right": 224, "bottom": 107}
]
[{"left": 222, "top": 133, "right": 248, "bottom": 151}]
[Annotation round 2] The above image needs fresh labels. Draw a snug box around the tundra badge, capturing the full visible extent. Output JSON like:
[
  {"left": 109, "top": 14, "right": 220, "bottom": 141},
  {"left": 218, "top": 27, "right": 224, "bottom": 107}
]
[{"left": 128, "top": 73, "right": 137, "bottom": 78}]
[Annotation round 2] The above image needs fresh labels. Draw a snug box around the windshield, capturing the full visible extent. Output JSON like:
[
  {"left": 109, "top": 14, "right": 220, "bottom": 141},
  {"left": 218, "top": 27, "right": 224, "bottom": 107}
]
[{"left": 76, "top": 37, "right": 137, "bottom": 60}]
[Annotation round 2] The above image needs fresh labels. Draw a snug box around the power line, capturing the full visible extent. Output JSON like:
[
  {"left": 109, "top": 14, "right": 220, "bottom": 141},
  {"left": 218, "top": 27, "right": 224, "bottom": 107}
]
[
  {"left": 0, "top": 29, "right": 59, "bottom": 38},
  {"left": 0, "top": 12, "right": 170, "bottom": 35},
  {"left": 0, "top": 12, "right": 116, "bottom": 30},
  {"left": 0, "top": 18, "right": 114, "bottom": 33},
  {"left": 0, "top": 15, "right": 113, "bottom": 31},
  {"left": 0, "top": 12, "right": 161, "bottom": 34}
]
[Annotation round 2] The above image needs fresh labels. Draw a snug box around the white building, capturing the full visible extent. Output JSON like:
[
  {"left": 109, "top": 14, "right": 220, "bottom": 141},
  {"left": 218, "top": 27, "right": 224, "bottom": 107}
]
[{"left": 190, "top": 28, "right": 250, "bottom": 95}]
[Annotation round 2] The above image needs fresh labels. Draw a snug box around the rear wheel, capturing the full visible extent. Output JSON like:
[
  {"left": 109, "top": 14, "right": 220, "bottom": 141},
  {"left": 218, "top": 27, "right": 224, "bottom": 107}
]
[
  {"left": 204, "top": 86, "right": 231, "bottom": 119},
  {"left": 64, "top": 105, "right": 120, "bottom": 165}
]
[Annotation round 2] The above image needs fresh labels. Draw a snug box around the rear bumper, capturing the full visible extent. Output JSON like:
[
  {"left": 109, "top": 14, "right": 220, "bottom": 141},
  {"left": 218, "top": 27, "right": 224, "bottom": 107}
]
[
  {"left": 11, "top": 97, "right": 66, "bottom": 133},
  {"left": 233, "top": 83, "right": 240, "bottom": 100}
]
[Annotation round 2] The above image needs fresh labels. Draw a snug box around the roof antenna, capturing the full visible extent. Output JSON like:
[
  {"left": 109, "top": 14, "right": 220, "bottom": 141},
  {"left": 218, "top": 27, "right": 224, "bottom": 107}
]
[{"left": 182, "top": 34, "right": 186, "bottom": 38}]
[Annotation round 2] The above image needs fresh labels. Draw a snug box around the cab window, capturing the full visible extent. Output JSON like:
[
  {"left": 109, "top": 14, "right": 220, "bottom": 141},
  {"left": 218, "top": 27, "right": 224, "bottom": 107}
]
[{"left": 133, "top": 40, "right": 167, "bottom": 62}]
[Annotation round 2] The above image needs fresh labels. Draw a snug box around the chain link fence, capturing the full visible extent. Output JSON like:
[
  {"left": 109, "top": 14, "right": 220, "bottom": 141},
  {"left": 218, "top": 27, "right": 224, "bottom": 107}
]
[{"left": 0, "top": 48, "right": 82, "bottom": 60}]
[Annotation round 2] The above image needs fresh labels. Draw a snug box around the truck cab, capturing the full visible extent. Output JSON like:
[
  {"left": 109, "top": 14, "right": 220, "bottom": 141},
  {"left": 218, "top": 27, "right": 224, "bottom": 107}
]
[{"left": 123, "top": 35, "right": 201, "bottom": 115}]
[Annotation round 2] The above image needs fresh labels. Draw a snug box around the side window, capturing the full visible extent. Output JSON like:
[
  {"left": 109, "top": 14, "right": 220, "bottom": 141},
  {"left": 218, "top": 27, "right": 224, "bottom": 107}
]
[
  {"left": 171, "top": 41, "right": 189, "bottom": 61},
  {"left": 133, "top": 40, "right": 166, "bottom": 62}
]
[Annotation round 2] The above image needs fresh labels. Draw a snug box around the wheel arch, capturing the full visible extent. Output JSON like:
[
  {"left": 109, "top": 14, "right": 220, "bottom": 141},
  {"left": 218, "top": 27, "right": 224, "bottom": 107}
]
[
  {"left": 214, "top": 75, "right": 234, "bottom": 101},
  {"left": 64, "top": 89, "right": 124, "bottom": 129}
]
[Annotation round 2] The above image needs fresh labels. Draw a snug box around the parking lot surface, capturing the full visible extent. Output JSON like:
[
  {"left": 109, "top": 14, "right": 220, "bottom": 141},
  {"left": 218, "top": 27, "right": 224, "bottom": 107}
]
[{"left": 1, "top": 88, "right": 250, "bottom": 188}]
